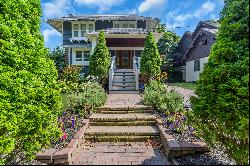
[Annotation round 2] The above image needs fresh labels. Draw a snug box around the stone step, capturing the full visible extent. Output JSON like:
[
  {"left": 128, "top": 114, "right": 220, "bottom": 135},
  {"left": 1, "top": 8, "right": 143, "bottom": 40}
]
[
  {"left": 112, "top": 86, "right": 136, "bottom": 90},
  {"left": 112, "top": 82, "right": 136, "bottom": 87},
  {"left": 114, "top": 69, "right": 134, "bottom": 73},
  {"left": 85, "top": 126, "right": 159, "bottom": 142},
  {"left": 96, "top": 105, "right": 153, "bottom": 111},
  {"left": 85, "top": 135, "right": 159, "bottom": 142},
  {"left": 113, "top": 75, "right": 135, "bottom": 79},
  {"left": 89, "top": 113, "right": 156, "bottom": 122},
  {"left": 112, "top": 78, "right": 135, "bottom": 83},
  {"left": 90, "top": 121, "right": 155, "bottom": 126},
  {"left": 98, "top": 110, "right": 154, "bottom": 114}
]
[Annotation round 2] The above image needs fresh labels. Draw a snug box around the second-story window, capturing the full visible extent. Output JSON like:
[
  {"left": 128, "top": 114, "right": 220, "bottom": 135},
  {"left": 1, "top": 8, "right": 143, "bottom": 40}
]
[
  {"left": 113, "top": 21, "right": 136, "bottom": 29},
  {"left": 73, "top": 24, "right": 79, "bottom": 37},
  {"left": 72, "top": 22, "right": 95, "bottom": 38},
  {"left": 80, "top": 24, "right": 86, "bottom": 37},
  {"left": 114, "top": 23, "right": 119, "bottom": 28},
  {"left": 89, "top": 24, "right": 94, "bottom": 32}
]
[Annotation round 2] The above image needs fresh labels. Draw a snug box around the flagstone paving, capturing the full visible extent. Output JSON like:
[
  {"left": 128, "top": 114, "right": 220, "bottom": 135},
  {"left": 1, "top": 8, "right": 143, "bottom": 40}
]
[{"left": 75, "top": 142, "right": 171, "bottom": 165}]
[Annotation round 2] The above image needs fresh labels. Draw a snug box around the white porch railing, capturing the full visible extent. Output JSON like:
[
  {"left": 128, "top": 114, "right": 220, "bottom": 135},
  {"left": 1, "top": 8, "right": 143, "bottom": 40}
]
[
  {"left": 109, "top": 56, "right": 116, "bottom": 91},
  {"left": 133, "top": 56, "right": 141, "bottom": 91}
]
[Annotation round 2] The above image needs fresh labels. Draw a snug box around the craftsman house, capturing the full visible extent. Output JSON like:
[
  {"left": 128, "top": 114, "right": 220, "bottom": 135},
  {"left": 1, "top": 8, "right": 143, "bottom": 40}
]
[
  {"left": 179, "top": 20, "right": 219, "bottom": 82},
  {"left": 46, "top": 14, "right": 162, "bottom": 94}
]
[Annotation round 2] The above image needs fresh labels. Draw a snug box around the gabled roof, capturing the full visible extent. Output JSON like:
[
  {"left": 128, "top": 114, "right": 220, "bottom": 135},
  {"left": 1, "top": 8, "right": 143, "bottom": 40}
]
[
  {"left": 46, "top": 14, "right": 160, "bottom": 33},
  {"left": 180, "top": 20, "right": 219, "bottom": 63}
]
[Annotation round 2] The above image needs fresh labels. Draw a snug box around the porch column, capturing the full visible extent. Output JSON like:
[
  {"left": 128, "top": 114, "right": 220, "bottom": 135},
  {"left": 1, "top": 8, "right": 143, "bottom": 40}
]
[{"left": 91, "top": 37, "right": 97, "bottom": 54}]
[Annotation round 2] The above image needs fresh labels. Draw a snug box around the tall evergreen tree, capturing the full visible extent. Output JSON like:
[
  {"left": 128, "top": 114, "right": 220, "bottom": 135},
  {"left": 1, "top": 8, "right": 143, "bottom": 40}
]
[
  {"left": 89, "top": 31, "right": 111, "bottom": 84},
  {"left": 140, "top": 32, "right": 161, "bottom": 81},
  {"left": 190, "top": 0, "right": 249, "bottom": 164},
  {"left": 0, "top": 0, "right": 61, "bottom": 164}
]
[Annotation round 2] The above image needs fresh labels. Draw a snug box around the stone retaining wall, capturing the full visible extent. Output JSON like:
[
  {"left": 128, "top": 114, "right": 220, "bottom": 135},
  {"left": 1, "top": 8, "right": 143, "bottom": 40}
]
[
  {"left": 36, "top": 119, "right": 89, "bottom": 165},
  {"left": 155, "top": 119, "right": 209, "bottom": 158}
]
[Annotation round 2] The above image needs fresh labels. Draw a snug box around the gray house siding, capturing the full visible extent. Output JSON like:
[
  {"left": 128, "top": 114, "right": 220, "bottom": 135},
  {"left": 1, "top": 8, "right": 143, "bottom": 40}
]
[
  {"left": 95, "top": 20, "right": 113, "bottom": 30},
  {"left": 63, "top": 21, "right": 72, "bottom": 45},
  {"left": 110, "top": 50, "right": 116, "bottom": 57},
  {"left": 137, "top": 20, "right": 146, "bottom": 29}
]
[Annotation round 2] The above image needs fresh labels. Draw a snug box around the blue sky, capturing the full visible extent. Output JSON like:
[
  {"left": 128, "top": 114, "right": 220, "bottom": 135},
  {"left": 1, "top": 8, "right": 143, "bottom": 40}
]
[{"left": 41, "top": 0, "right": 224, "bottom": 50}]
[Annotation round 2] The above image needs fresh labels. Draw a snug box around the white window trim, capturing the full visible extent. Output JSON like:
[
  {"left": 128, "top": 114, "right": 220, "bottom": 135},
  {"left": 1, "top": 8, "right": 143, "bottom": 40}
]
[
  {"left": 71, "top": 21, "right": 95, "bottom": 38},
  {"left": 72, "top": 48, "right": 91, "bottom": 66},
  {"left": 113, "top": 21, "right": 137, "bottom": 28}
]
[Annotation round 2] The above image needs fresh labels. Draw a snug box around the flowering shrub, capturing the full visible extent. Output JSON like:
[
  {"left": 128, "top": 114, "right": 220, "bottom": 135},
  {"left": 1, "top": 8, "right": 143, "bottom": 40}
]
[
  {"left": 142, "top": 80, "right": 183, "bottom": 113},
  {"left": 59, "top": 65, "right": 81, "bottom": 83}
]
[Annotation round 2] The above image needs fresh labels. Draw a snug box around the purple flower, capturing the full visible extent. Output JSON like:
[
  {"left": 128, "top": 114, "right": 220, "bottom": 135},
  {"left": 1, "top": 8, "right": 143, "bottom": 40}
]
[
  {"left": 169, "top": 123, "right": 174, "bottom": 129},
  {"left": 63, "top": 112, "right": 66, "bottom": 116},
  {"left": 181, "top": 116, "right": 187, "bottom": 121},
  {"left": 190, "top": 127, "right": 195, "bottom": 132},
  {"left": 71, "top": 117, "right": 75, "bottom": 128}
]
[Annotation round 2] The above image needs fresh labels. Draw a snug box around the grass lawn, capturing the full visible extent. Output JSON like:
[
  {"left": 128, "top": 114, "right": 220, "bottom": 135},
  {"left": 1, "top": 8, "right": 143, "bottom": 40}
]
[{"left": 167, "top": 82, "right": 197, "bottom": 91}]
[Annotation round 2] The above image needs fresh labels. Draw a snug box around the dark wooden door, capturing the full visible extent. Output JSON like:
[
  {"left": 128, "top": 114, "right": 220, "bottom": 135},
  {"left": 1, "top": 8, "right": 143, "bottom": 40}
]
[{"left": 116, "top": 51, "right": 133, "bottom": 69}]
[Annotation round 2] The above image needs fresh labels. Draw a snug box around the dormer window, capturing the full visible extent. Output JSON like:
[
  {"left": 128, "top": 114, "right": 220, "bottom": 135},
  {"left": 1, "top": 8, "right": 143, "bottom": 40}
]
[{"left": 113, "top": 21, "right": 136, "bottom": 28}]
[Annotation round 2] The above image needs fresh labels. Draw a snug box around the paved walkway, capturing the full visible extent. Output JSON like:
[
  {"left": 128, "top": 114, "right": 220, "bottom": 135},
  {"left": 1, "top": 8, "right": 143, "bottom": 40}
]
[
  {"left": 76, "top": 141, "right": 171, "bottom": 165},
  {"left": 105, "top": 94, "right": 142, "bottom": 106},
  {"left": 76, "top": 94, "right": 171, "bottom": 165}
]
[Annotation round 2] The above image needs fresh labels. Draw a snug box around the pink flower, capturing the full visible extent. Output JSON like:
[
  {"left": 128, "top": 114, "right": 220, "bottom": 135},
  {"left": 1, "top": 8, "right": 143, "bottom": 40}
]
[{"left": 61, "top": 132, "right": 67, "bottom": 141}]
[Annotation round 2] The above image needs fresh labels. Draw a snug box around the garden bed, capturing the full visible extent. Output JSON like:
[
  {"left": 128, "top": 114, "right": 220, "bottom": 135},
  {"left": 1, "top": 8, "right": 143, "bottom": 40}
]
[{"left": 36, "top": 119, "right": 89, "bottom": 165}]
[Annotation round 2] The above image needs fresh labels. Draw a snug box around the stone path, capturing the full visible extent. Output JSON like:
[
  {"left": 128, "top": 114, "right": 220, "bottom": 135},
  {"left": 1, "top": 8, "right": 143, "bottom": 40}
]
[
  {"left": 75, "top": 94, "right": 171, "bottom": 165},
  {"left": 105, "top": 94, "right": 142, "bottom": 106},
  {"left": 76, "top": 142, "right": 171, "bottom": 165}
]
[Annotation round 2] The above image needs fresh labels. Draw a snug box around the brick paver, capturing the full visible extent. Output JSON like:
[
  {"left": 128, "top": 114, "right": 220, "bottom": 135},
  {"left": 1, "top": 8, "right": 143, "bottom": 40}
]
[
  {"left": 105, "top": 94, "right": 142, "bottom": 106},
  {"left": 75, "top": 142, "right": 171, "bottom": 165}
]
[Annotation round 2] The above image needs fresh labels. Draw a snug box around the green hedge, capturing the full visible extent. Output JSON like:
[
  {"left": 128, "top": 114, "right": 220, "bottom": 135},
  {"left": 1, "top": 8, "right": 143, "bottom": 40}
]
[
  {"left": 0, "top": 0, "right": 62, "bottom": 164},
  {"left": 190, "top": 0, "right": 249, "bottom": 164}
]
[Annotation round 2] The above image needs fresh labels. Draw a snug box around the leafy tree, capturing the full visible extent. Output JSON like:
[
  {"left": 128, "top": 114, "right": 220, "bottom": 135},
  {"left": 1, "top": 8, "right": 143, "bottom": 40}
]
[
  {"left": 157, "top": 31, "right": 181, "bottom": 82},
  {"left": 48, "top": 46, "right": 65, "bottom": 75},
  {"left": 140, "top": 32, "right": 161, "bottom": 82},
  {"left": 89, "top": 31, "right": 111, "bottom": 84},
  {"left": 155, "top": 23, "right": 166, "bottom": 33},
  {"left": 0, "top": 0, "right": 62, "bottom": 164},
  {"left": 190, "top": 0, "right": 249, "bottom": 164}
]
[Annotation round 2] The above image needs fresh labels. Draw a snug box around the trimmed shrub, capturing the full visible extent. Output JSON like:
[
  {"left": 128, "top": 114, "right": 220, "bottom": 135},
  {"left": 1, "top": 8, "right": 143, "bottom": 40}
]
[
  {"left": 142, "top": 80, "right": 183, "bottom": 113},
  {"left": 190, "top": 0, "right": 249, "bottom": 164},
  {"left": 140, "top": 32, "right": 161, "bottom": 82},
  {"left": 0, "top": 0, "right": 61, "bottom": 164},
  {"left": 66, "top": 82, "right": 107, "bottom": 117},
  {"left": 89, "top": 31, "right": 111, "bottom": 84}
]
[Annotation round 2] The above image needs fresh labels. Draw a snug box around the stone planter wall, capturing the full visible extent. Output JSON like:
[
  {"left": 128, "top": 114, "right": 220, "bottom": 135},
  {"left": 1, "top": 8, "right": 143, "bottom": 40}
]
[
  {"left": 155, "top": 119, "right": 209, "bottom": 158},
  {"left": 36, "top": 119, "right": 89, "bottom": 165}
]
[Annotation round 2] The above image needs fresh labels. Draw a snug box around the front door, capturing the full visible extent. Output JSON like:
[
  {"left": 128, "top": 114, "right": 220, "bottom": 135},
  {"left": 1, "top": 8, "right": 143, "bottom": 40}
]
[{"left": 116, "top": 50, "right": 133, "bottom": 69}]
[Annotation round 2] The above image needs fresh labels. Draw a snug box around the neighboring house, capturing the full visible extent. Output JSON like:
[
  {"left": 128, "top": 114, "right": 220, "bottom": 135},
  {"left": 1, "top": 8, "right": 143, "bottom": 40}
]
[
  {"left": 46, "top": 14, "right": 162, "bottom": 94},
  {"left": 179, "top": 20, "right": 219, "bottom": 82}
]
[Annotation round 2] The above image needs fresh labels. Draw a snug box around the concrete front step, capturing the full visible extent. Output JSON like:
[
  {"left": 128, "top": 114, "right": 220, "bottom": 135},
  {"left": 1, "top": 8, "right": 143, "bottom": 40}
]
[
  {"left": 89, "top": 113, "right": 156, "bottom": 122},
  {"left": 114, "top": 73, "right": 135, "bottom": 76},
  {"left": 109, "top": 90, "right": 139, "bottom": 94},
  {"left": 85, "top": 126, "right": 159, "bottom": 142},
  {"left": 114, "top": 69, "right": 134, "bottom": 73},
  {"left": 113, "top": 75, "right": 135, "bottom": 79},
  {"left": 112, "top": 82, "right": 136, "bottom": 87},
  {"left": 112, "top": 78, "right": 135, "bottom": 83},
  {"left": 112, "top": 86, "right": 136, "bottom": 90}
]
